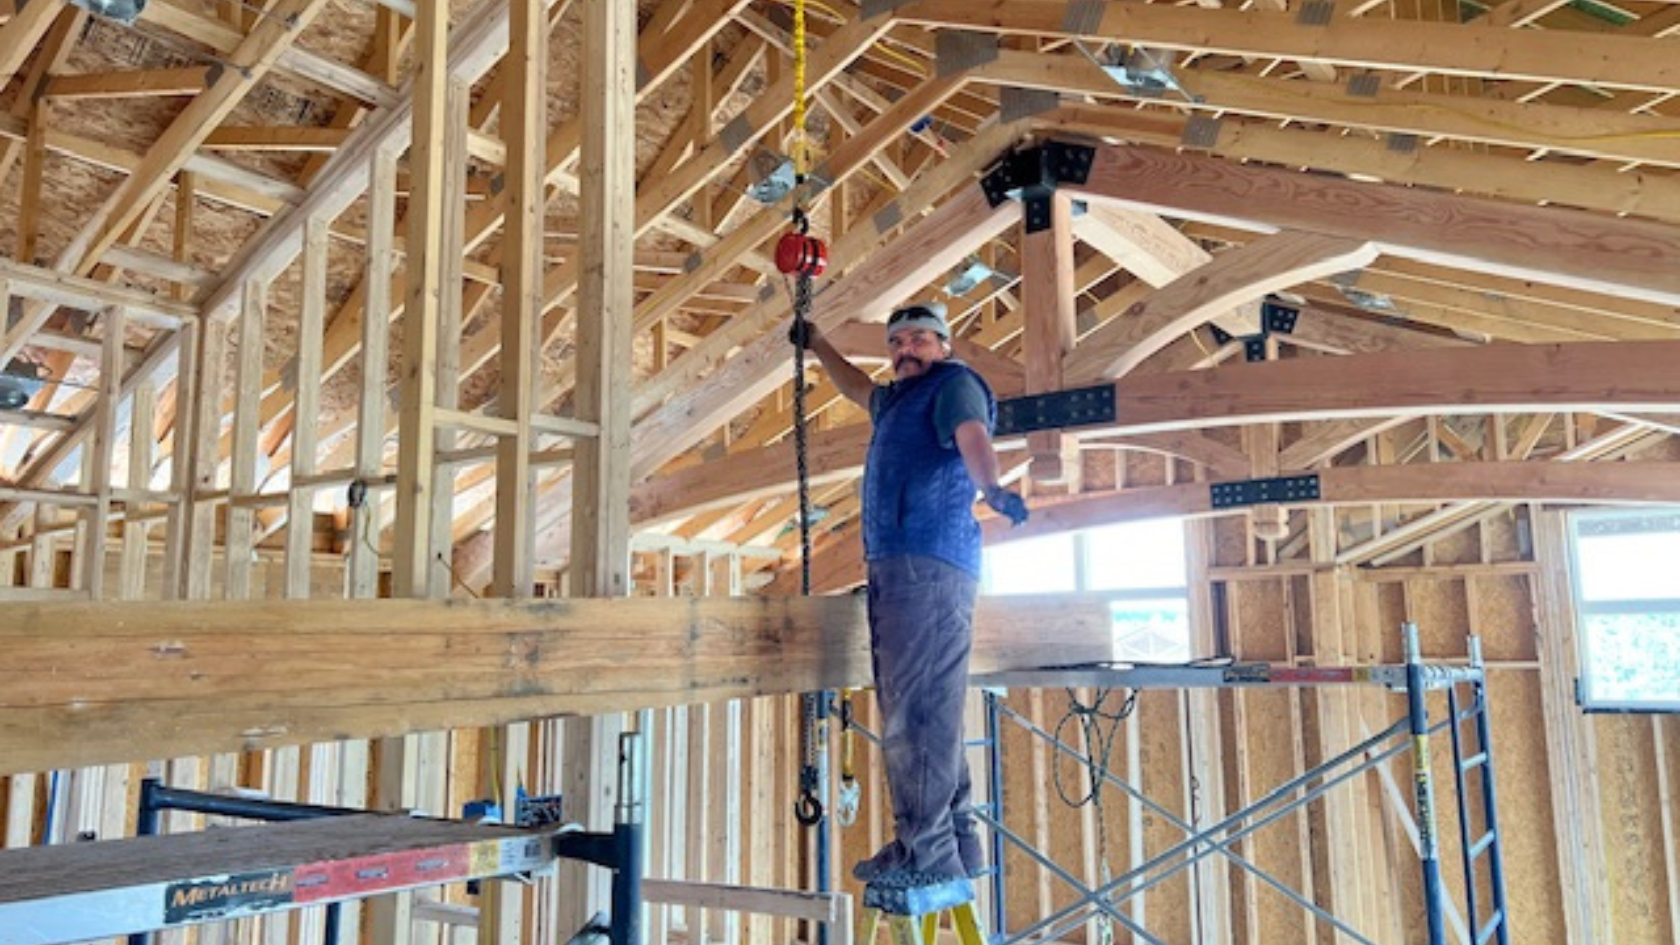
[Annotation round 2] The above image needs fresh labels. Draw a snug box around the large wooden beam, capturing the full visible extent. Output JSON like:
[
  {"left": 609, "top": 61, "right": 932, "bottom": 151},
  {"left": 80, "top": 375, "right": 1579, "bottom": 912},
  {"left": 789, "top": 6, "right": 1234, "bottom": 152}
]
[
  {"left": 976, "top": 49, "right": 1680, "bottom": 169},
  {"left": 1065, "top": 143, "right": 1680, "bottom": 308},
  {"left": 770, "top": 459, "right": 1680, "bottom": 593},
  {"left": 1064, "top": 231, "right": 1377, "bottom": 382},
  {"left": 894, "top": 0, "right": 1680, "bottom": 93},
  {"left": 0, "top": 595, "right": 1114, "bottom": 775},
  {"left": 627, "top": 424, "right": 1254, "bottom": 530},
  {"left": 1092, "top": 341, "right": 1680, "bottom": 440},
  {"left": 1041, "top": 103, "right": 1680, "bottom": 226}
]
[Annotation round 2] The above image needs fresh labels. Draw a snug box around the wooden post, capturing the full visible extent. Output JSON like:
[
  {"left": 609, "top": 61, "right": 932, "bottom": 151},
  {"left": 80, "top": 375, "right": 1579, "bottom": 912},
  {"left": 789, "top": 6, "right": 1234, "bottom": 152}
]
[
  {"left": 120, "top": 382, "right": 157, "bottom": 599},
  {"left": 392, "top": 0, "right": 452, "bottom": 600},
  {"left": 226, "top": 280, "right": 266, "bottom": 599},
  {"left": 349, "top": 145, "right": 397, "bottom": 600},
  {"left": 180, "top": 319, "right": 227, "bottom": 600},
  {"left": 570, "top": 0, "right": 635, "bottom": 599},
  {"left": 1020, "top": 190, "right": 1080, "bottom": 488},
  {"left": 491, "top": 0, "right": 547, "bottom": 599},
  {"left": 285, "top": 215, "right": 329, "bottom": 598},
  {"left": 1533, "top": 511, "right": 1615, "bottom": 945},
  {"left": 83, "top": 306, "right": 126, "bottom": 598}
]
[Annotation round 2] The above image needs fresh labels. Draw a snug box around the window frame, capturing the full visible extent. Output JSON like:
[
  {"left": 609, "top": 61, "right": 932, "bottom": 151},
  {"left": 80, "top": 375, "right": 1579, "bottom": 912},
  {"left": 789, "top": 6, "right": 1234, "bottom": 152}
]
[{"left": 1566, "top": 508, "right": 1680, "bottom": 714}]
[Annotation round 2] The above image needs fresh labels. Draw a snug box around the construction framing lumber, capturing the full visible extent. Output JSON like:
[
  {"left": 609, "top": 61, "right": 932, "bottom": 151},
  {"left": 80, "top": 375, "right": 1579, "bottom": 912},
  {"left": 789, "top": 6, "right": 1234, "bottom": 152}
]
[
  {"left": 894, "top": 0, "right": 1680, "bottom": 93},
  {"left": 779, "top": 459, "right": 1680, "bottom": 593},
  {"left": 0, "top": 595, "right": 1114, "bottom": 776},
  {"left": 1066, "top": 231, "right": 1377, "bottom": 382},
  {"left": 1065, "top": 143, "right": 1680, "bottom": 308}
]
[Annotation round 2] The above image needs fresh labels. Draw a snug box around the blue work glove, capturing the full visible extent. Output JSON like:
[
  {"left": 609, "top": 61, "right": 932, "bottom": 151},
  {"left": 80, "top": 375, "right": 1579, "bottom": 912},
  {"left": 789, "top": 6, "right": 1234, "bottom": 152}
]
[{"left": 985, "top": 485, "right": 1029, "bottom": 526}]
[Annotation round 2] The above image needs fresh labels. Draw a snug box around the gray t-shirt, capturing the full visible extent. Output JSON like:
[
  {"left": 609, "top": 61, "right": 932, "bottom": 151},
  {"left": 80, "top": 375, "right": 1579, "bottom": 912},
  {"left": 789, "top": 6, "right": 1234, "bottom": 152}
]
[{"left": 869, "top": 369, "right": 991, "bottom": 449}]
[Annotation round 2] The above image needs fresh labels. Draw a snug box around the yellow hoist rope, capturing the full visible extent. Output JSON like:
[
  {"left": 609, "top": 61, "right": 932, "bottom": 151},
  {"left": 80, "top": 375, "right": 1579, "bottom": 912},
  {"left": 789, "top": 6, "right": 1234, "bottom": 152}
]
[{"left": 792, "top": 0, "right": 808, "bottom": 178}]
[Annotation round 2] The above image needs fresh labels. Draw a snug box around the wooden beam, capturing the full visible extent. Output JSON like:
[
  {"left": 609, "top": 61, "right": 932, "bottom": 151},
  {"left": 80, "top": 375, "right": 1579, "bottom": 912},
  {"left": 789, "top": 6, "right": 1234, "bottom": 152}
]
[
  {"left": 283, "top": 215, "right": 327, "bottom": 599},
  {"left": 491, "top": 0, "right": 545, "bottom": 599},
  {"left": 1533, "top": 512, "right": 1616, "bottom": 945},
  {"left": 894, "top": 0, "right": 1680, "bottom": 93},
  {"left": 43, "top": 67, "right": 212, "bottom": 100},
  {"left": 627, "top": 423, "right": 1258, "bottom": 530},
  {"left": 569, "top": 0, "right": 636, "bottom": 598},
  {"left": 1065, "top": 232, "right": 1378, "bottom": 382},
  {"left": 0, "top": 0, "right": 62, "bottom": 93},
  {"left": 201, "top": 126, "right": 353, "bottom": 152},
  {"left": 977, "top": 49, "right": 1680, "bottom": 169},
  {"left": 1103, "top": 341, "right": 1680, "bottom": 435},
  {"left": 1068, "top": 143, "right": 1680, "bottom": 308},
  {"left": 1021, "top": 191, "right": 1080, "bottom": 485},
  {"left": 63, "top": 0, "right": 334, "bottom": 276},
  {"left": 81, "top": 306, "right": 124, "bottom": 599},
  {"left": 199, "top": 0, "right": 511, "bottom": 322},
  {"left": 14, "top": 101, "right": 46, "bottom": 266},
  {"left": 1041, "top": 103, "right": 1680, "bottom": 226},
  {"left": 392, "top": 0, "right": 451, "bottom": 600},
  {"left": 0, "top": 594, "right": 1114, "bottom": 774}
]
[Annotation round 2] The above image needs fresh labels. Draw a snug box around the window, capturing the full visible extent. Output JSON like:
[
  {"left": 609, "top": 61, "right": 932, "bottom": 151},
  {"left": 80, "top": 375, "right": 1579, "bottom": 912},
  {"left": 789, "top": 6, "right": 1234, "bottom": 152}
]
[
  {"left": 983, "top": 518, "right": 1191, "bottom": 663},
  {"left": 1568, "top": 510, "right": 1680, "bottom": 712}
]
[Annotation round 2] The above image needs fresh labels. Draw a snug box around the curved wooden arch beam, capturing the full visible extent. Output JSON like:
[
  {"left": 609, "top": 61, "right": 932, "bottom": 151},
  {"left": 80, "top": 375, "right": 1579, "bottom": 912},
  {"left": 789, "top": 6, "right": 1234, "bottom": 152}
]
[
  {"left": 628, "top": 424, "right": 1253, "bottom": 530},
  {"left": 1064, "top": 231, "right": 1378, "bottom": 382},
  {"left": 1105, "top": 339, "right": 1680, "bottom": 435}
]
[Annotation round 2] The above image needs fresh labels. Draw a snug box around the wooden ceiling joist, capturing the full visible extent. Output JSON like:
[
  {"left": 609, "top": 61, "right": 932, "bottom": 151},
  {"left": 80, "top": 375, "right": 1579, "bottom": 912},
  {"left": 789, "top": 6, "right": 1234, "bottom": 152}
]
[
  {"left": 1066, "top": 142, "right": 1680, "bottom": 307},
  {"left": 894, "top": 0, "right": 1680, "bottom": 93}
]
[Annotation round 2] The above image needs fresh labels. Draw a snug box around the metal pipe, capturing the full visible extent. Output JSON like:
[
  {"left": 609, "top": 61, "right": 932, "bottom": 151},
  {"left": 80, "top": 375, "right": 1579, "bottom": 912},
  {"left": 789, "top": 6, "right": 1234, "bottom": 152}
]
[
  {"left": 984, "top": 691, "right": 1008, "bottom": 941},
  {"left": 1448, "top": 684, "right": 1481, "bottom": 945},
  {"left": 141, "top": 782, "right": 363, "bottom": 822},
  {"left": 1405, "top": 622, "right": 1448, "bottom": 945},
  {"left": 1011, "top": 719, "right": 1422, "bottom": 945},
  {"left": 1469, "top": 637, "right": 1512, "bottom": 945},
  {"left": 994, "top": 703, "right": 1384, "bottom": 945},
  {"left": 612, "top": 731, "right": 646, "bottom": 945},
  {"left": 973, "top": 810, "right": 1174, "bottom": 945}
]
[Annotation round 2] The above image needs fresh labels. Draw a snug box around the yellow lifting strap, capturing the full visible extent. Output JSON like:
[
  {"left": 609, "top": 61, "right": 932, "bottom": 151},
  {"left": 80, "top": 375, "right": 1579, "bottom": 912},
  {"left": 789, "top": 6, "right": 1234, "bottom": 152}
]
[{"left": 792, "top": 0, "right": 809, "bottom": 177}]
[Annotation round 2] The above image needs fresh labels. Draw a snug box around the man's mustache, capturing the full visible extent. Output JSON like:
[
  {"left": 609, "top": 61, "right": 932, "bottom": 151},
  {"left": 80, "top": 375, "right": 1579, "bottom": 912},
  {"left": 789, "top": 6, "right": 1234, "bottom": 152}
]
[{"left": 895, "top": 355, "right": 925, "bottom": 370}]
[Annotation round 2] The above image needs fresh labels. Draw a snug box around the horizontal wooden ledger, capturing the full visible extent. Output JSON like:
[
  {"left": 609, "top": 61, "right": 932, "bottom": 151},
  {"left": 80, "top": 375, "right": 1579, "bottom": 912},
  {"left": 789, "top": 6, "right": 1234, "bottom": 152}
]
[{"left": 0, "top": 596, "right": 1113, "bottom": 775}]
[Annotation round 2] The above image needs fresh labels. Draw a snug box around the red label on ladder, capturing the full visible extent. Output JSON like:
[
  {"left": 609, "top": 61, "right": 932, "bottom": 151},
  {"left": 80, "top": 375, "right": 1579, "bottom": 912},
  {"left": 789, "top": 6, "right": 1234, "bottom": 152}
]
[{"left": 293, "top": 845, "right": 471, "bottom": 903}]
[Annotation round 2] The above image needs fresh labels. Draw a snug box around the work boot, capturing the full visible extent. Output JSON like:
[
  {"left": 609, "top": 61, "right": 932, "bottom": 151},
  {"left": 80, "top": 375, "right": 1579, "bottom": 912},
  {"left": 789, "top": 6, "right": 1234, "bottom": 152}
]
[{"left": 852, "top": 840, "right": 908, "bottom": 882}]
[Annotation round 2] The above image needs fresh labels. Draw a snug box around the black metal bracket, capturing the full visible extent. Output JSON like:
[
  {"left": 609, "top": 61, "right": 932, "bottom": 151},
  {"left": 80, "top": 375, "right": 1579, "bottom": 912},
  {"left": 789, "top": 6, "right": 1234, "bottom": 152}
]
[
  {"left": 1208, "top": 474, "right": 1321, "bottom": 510},
  {"left": 1208, "top": 298, "right": 1300, "bottom": 362},
  {"left": 994, "top": 384, "right": 1117, "bottom": 437},
  {"left": 979, "top": 142, "right": 1097, "bottom": 233}
]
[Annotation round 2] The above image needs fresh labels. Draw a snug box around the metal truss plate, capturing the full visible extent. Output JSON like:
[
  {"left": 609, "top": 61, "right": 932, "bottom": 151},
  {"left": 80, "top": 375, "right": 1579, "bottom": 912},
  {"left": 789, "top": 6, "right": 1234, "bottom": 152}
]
[
  {"left": 1208, "top": 474, "right": 1322, "bottom": 509},
  {"left": 936, "top": 30, "right": 998, "bottom": 76},
  {"left": 994, "top": 385, "right": 1117, "bottom": 437},
  {"left": 1181, "top": 114, "right": 1222, "bottom": 150},
  {"left": 1000, "top": 86, "right": 1060, "bottom": 123},
  {"left": 1262, "top": 299, "right": 1299, "bottom": 335}
]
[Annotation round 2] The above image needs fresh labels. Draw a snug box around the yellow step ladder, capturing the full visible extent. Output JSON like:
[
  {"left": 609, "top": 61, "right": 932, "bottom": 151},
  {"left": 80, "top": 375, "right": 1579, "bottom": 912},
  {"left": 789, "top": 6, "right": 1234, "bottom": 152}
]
[{"left": 859, "top": 878, "right": 986, "bottom": 945}]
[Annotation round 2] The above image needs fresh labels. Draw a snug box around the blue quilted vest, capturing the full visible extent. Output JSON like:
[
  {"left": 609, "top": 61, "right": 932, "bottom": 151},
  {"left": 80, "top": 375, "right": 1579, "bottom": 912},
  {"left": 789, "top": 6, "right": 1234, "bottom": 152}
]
[{"left": 862, "top": 360, "right": 997, "bottom": 577}]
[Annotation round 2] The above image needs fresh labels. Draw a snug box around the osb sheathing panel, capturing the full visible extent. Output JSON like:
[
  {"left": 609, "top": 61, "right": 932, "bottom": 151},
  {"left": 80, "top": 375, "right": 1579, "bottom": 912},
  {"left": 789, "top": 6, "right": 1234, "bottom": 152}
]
[
  {"left": 1137, "top": 688, "right": 1190, "bottom": 943},
  {"left": 1485, "top": 670, "right": 1568, "bottom": 945},
  {"left": 1597, "top": 713, "right": 1678, "bottom": 945},
  {"left": 1404, "top": 578, "right": 1472, "bottom": 661},
  {"left": 1468, "top": 573, "right": 1538, "bottom": 663}
]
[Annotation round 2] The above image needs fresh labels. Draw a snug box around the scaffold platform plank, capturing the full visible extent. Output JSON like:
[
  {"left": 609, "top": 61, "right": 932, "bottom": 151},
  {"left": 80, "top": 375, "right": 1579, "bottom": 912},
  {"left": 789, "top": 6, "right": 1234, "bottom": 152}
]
[{"left": 0, "top": 813, "right": 558, "bottom": 945}]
